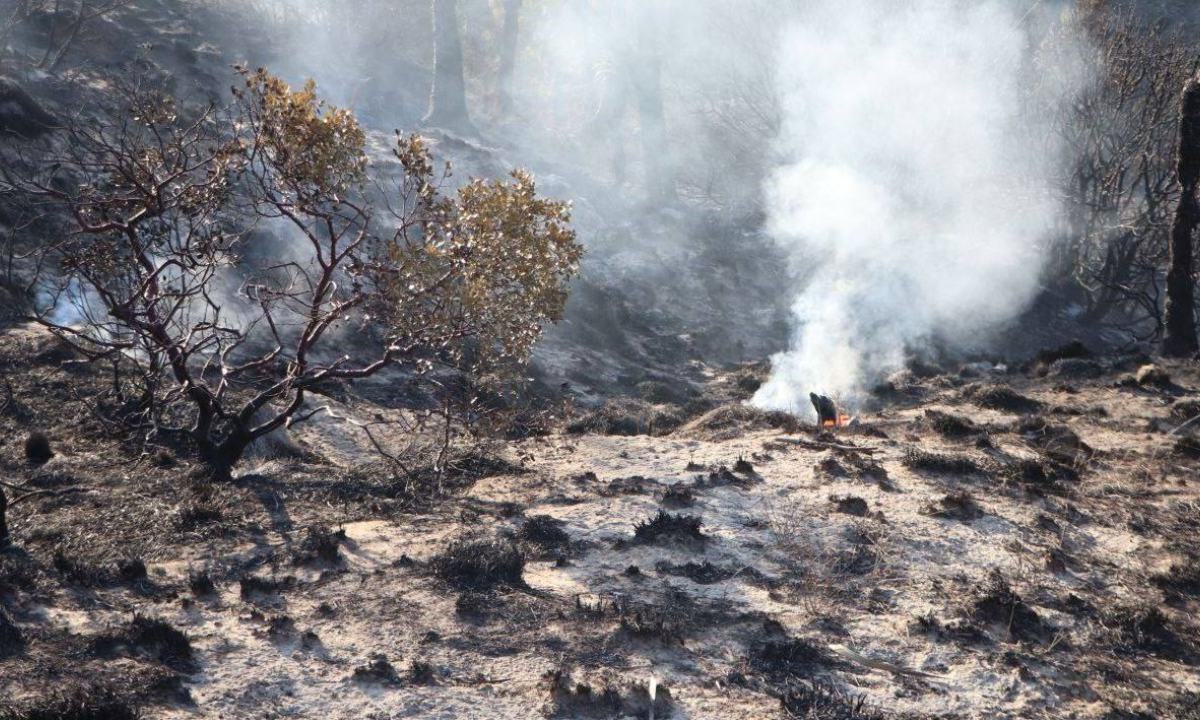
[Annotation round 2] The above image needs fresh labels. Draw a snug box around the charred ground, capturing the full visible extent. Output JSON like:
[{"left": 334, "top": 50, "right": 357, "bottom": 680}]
[{"left": 1, "top": 325, "right": 1199, "bottom": 719}]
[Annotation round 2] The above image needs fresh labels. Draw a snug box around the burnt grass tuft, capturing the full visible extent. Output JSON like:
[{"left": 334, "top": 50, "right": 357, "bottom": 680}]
[
  {"left": 661, "top": 482, "right": 696, "bottom": 508},
  {"left": 0, "top": 606, "right": 24, "bottom": 656},
  {"left": 352, "top": 654, "right": 401, "bottom": 684},
  {"left": 970, "top": 571, "right": 1048, "bottom": 643},
  {"left": 0, "top": 685, "right": 142, "bottom": 720},
  {"left": 924, "top": 491, "right": 983, "bottom": 521},
  {"left": 902, "top": 448, "right": 985, "bottom": 476},
  {"left": 519, "top": 515, "right": 571, "bottom": 549},
  {"left": 632, "top": 511, "right": 706, "bottom": 546},
  {"left": 965, "top": 383, "right": 1043, "bottom": 414},
  {"left": 53, "top": 551, "right": 111, "bottom": 587},
  {"left": 1096, "top": 605, "right": 1195, "bottom": 662},
  {"left": 544, "top": 668, "right": 673, "bottom": 720},
  {"left": 831, "top": 495, "right": 869, "bottom": 517},
  {"left": 292, "top": 525, "right": 345, "bottom": 566},
  {"left": 780, "top": 682, "right": 885, "bottom": 720},
  {"left": 431, "top": 537, "right": 525, "bottom": 589},
  {"left": 1151, "top": 560, "right": 1200, "bottom": 602},
  {"left": 923, "top": 409, "right": 979, "bottom": 438},
  {"left": 239, "top": 575, "right": 295, "bottom": 600},
  {"left": 188, "top": 572, "right": 216, "bottom": 597},
  {"left": 22, "top": 431, "right": 53, "bottom": 465},
  {"left": 91, "top": 615, "right": 193, "bottom": 669},
  {"left": 746, "top": 636, "right": 844, "bottom": 683}
]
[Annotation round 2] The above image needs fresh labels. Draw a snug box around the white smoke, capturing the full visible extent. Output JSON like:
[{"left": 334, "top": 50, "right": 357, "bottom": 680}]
[{"left": 752, "top": 0, "right": 1082, "bottom": 416}]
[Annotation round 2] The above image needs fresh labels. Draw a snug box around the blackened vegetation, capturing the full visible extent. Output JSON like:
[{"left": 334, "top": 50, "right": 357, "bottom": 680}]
[
  {"left": 0, "top": 605, "right": 24, "bottom": 656},
  {"left": 1171, "top": 399, "right": 1200, "bottom": 422},
  {"left": 1151, "top": 560, "right": 1200, "bottom": 603},
  {"left": 239, "top": 575, "right": 295, "bottom": 601},
  {"left": 352, "top": 654, "right": 401, "bottom": 685},
  {"left": 188, "top": 572, "right": 216, "bottom": 598},
  {"left": 1017, "top": 418, "right": 1093, "bottom": 467},
  {"left": 780, "top": 682, "right": 885, "bottom": 720},
  {"left": 53, "top": 551, "right": 111, "bottom": 587},
  {"left": 519, "top": 515, "right": 571, "bottom": 549},
  {"left": 964, "top": 383, "right": 1043, "bottom": 414},
  {"left": 909, "top": 613, "right": 990, "bottom": 645},
  {"left": 902, "top": 448, "right": 984, "bottom": 476},
  {"left": 0, "top": 555, "right": 38, "bottom": 597},
  {"left": 0, "top": 686, "right": 142, "bottom": 720},
  {"left": 924, "top": 491, "right": 983, "bottom": 521},
  {"left": 1095, "top": 605, "right": 1195, "bottom": 662},
  {"left": 543, "top": 669, "right": 673, "bottom": 719},
  {"left": 1163, "top": 71, "right": 1200, "bottom": 358},
  {"left": 292, "top": 526, "right": 345, "bottom": 566},
  {"left": 660, "top": 483, "right": 696, "bottom": 508},
  {"left": 654, "top": 560, "right": 750, "bottom": 585},
  {"left": 1033, "top": 341, "right": 1092, "bottom": 372},
  {"left": 969, "top": 571, "right": 1049, "bottom": 644},
  {"left": 116, "top": 559, "right": 147, "bottom": 584},
  {"left": 431, "top": 537, "right": 525, "bottom": 589},
  {"left": 23, "top": 431, "right": 52, "bottom": 465},
  {"left": 923, "top": 409, "right": 979, "bottom": 438},
  {"left": 91, "top": 615, "right": 193, "bottom": 670},
  {"left": 1174, "top": 436, "right": 1200, "bottom": 459},
  {"left": 565, "top": 399, "right": 685, "bottom": 437},
  {"left": 743, "top": 635, "right": 845, "bottom": 686},
  {"left": 1001, "top": 457, "right": 1078, "bottom": 493},
  {"left": 632, "top": 511, "right": 706, "bottom": 546},
  {"left": 831, "top": 496, "right": 869, "bottom": 517},
  {"left": 615, "top": 589, "right": 700, "bottom": 644}
]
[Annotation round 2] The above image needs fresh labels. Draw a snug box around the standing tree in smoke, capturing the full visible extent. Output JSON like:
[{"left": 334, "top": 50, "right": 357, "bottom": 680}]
[
  {"left": 8, "top": 70, "right": 581, "bottom": 480},
  {"left": 424, "top": 0, "right": 474, "bottom": 133},
  {"left": 1163, "top": 70, "right": 1200, "bottom": 358},
  {"left": 495, "top": 0, "right": 522, "bottom": 116}
]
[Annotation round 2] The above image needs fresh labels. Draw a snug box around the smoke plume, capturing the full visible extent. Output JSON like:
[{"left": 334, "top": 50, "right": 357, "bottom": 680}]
[{"left": 752, "top": 0, "right": 1081, "bottom": 416}]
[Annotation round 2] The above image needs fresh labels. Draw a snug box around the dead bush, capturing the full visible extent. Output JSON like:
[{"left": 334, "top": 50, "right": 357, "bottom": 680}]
[
  {"left": 22, "top": 431, "right": 51, "bottom": 464},
  {"left": 431, "top": 537, "right": 525, "bottom": 589},
  {"left": 923, "top": 409, "right": 978, "bottom": 438},
  {"left": 292, "top": 526, "right": 345, "bottom": 566},
  {"left": 632, "top": 511, "right": 706, "bottom": 546},
  {"left": 676, "top": 404, "right": 799, "bottom": 441},
  {"left": 565, "top": 399, "right": 685, "bottom": 437},
  {"left": 924, "top": 491, "right": 983, "bottom": 521},
  {"left": 92, "top": 615, "right": 193, "bottom": 669},
  {"left": 518, "top": 515, "right": 570, "bottom": 549},
  {"left": 780, "top": 682, "right": 884, "bottom": 720},
  {"left": 0, "top": 686, "right": 142, "bottom": 720},
  {"left": 964, "top": 383, "right": 1043, "bottom": 414},
  {"left": 543, "top": 669, "right": 673, "bottom": 719},
  {"left": 0, "top": 606, "right": 24, "bottom": 656},
  {"left": 902, "top": 448, "right": 985, "bottom": 476}
]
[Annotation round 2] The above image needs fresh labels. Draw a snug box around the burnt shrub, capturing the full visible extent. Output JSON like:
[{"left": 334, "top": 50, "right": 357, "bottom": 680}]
[
  {"left": 780, "top": 682, "right": 884, "bottom": 720},
  {"left": 1151, "top": 560, "right": 1200, "bottom": 602},
  {"left": 292, "top": 526, "right": 345, "bottom": 566},
  {"left": 924, "top": 491, "right": 983, "bottom": 521},
  {"left": 238, "top": 575, "right": 294, "bottom": 600},
  {"left": 116, "top": 559, "right": 147, "bottom": 584},
  {"left": 632, "top": 511, "right": 705, "bottom": 546},
  {"left": 1096, "top": 605, "right": 1194, "bottom": 662},
  {"left": 53, "top": 551, "right": 110, "bottom": 587},
  {"left": 748, "top": 637, "right": 842, "bottom": 682},
  {"left": 544, "top": 668, "right": 673, "bottom": 720},
  {"left": 431, "top": 537, "right": 525, "bottom": 589},
  {"left": 352, "top": 654, "right": 401, "bottom": 684},
  {"left": 23, "top": 432, "right": 52, "bottom": 465},
  {"left": 565, "top": 399, "right": 686, "bottom": 437},
  {"left": 616, "top": 590, "right": 698, "bottom": 645},
  {"left": 831, "top": 496, "right": 869, "bottom": 517},
  {"left": 902, "top": 448, "right": 984, "bottom": 476},
  {"left": 0, "top": 555, "right": 38, "bottom": 597},
  {"left": 923, "top": 409, "right": 978, "bottom": 438},
  {"left": 92, "top": 615, "right": 193, "bottom": 669},
  {"left": 0, "top": 686, "right": 141, "bottom": 720},
  {"left": 970, "top": 571, "right": 1048, "bottom": 643},
  {"left": 1035, "top": 340, "right": 1091, "bottom": 367},
  {"left": 1174, "top": 436, "right": 1200, "bottom": 460},
  {"left": 188, "top": 572, "right": 216, "bottom": 597},
  {"left": 519, "top": 515, "right": 570, "bottom": 549},
  {"left": 175, "top": 504, "right": 223, "bottom": 530},
  {"left": 661, "top": 483, "right": 696, "bottom": 508},
  {"left": 0, "top": 606, "right": 24, "bottom": 656},
  {"left": 654, "top": 561, "right": 736, "bottom": 585}
]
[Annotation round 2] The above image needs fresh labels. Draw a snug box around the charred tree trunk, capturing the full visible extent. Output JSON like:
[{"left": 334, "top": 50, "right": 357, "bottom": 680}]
[
  {"left": 496, "top": 0, "right": 521, "bottom": 116},
  {"left": 424, "top": 0, "right": 474, "bottom": 134},
  {"left": 0, "top": 487, "right": 9, "bottom": 548},
  {"left": 1163, "top": 72, "right": 1200, "bottom": 358}
]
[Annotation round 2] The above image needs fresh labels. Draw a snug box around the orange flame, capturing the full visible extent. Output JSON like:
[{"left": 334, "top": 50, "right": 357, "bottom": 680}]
[{"left": 822, "top": 414, "right": 851, "bottom": 429}]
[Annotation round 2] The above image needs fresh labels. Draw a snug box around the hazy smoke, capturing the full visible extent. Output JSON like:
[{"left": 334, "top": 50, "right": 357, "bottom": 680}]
[{"left": 753, "top": 0, "right": 1080, "bottom": 416}]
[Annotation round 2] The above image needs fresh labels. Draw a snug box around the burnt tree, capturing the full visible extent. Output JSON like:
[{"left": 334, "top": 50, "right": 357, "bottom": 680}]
[
  {"left": 424, "top": 0, "right": 474, "bottom": 133},
  {"left": 496, "top": 0, "right": 521, "bottom": 115},
  {"left": 1163, "top": 71, "right": 1200, "bottom": 358}
]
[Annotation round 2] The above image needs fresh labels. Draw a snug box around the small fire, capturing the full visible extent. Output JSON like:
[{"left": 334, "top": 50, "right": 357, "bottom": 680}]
[{"left": 822, "top": 414, "right": 851, "bottom": 429}]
